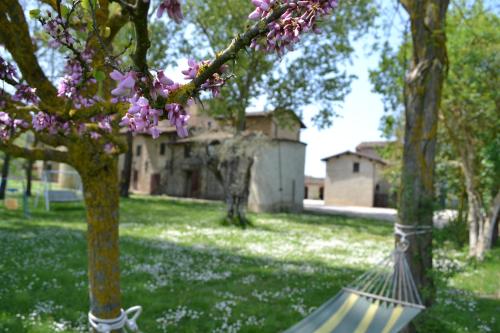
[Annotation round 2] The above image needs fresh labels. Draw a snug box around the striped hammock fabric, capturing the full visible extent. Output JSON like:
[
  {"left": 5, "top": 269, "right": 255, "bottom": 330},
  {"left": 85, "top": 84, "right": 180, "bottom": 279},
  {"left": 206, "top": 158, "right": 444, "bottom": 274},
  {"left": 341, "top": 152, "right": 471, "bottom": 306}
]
[{"left": 285, "top": 250, "right": 425, "bottom": 333}]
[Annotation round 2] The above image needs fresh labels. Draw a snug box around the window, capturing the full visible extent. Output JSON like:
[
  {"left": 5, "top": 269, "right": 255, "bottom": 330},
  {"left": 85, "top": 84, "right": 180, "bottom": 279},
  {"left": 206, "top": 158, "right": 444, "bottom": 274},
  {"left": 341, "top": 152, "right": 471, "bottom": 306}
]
[
  {"left": 160, "top": 143, "right": 167, "bottom": 156},
  {"left": 145, "top": 162, "right": 149, "bottom": 173},
  {"left": 136, "top": 145, "right": 142, "bottom": 157},
  {"left": 353, "top": 162, "right": 360, "bottom": 173}
]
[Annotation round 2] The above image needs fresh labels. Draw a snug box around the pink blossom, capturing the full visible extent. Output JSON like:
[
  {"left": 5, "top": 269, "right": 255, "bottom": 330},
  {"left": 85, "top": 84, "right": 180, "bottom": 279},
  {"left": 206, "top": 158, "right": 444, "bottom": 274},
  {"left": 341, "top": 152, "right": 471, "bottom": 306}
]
[
  {"left": 0, "top": 56, "right": 18, "bottom": 81},
  {"left": 119, "top": 95, "right": 163, "bottom": 138},
  {"left": 165, "top": 103, "right": 189, "bottom": 138},
  {"left": 31, "top": 112, "right": 55, "bottom": 132},
  {"left": 181, "top": 59, "right": 202, "bottom": 80},
  {"left": 12, "top": 84, "right": 39, "bottom": 105},
  {"left": 181, "top": 60, "right": 227, "bottom": 97},
  {"left": 250, "top": 0, "right": 338, "bottom": 56},
  {"left": 157, "top": 0, "right": 183, "bottom": 23},
  {"left": 110, "top": 70, "right": 137, "bottom": 97}
]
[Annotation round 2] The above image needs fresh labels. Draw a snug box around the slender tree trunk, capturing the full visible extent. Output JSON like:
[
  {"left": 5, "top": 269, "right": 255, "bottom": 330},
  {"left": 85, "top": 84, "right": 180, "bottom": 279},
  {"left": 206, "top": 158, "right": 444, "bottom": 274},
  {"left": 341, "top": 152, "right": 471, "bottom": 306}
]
[
  {"left": 398, "top": 4, "right": 449, "bottom": 330},
  {"left": 492, "top": 216, "right": 499, "bottom": 246},
  {"left": 0, "top": 153, "right": 11, "bottom": 200},
  {"left": 459, "top": 143, "right": 483, "bottom": 257},
  {"left": 491, "top": 219, "right": 500, "bottom": 247},
  {"left": 483, "top": 191, "right": 500, "bottom": 251},
  {"left": 81, "top": 159, "right": 122, "bottom": 332},
  {"left": 119, "top": 132, "right": 133, "bottom": 198},
  {"left": 25, "top": 159, "right": 33, "bottom": 197},
  {"left": 458, "top": 140, "right": 498, "bottom": 260}
]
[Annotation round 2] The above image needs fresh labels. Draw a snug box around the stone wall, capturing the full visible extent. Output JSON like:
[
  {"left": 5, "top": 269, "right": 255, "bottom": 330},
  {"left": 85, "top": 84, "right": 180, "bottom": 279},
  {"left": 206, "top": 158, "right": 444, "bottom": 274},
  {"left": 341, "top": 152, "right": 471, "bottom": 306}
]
[{"left": 324, "top": 155, "right": 379, "bottom": 207}]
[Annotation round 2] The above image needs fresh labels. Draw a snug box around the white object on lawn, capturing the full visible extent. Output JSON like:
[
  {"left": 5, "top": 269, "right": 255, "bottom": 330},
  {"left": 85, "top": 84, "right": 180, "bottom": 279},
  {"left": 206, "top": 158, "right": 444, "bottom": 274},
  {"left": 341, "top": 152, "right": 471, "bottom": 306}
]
[
  {"left": 88, "top": 306, "right": 142, "bottom": 333},
  {"left": 35, "top": 170, "right": 83, "bottom": 211}
]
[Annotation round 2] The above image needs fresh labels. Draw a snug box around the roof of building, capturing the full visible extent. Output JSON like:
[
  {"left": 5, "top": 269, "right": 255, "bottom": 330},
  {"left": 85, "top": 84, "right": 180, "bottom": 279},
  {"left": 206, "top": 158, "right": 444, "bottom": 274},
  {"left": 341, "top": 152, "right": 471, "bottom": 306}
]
[
  {"left": 305, "top": 176, "right": 325, "bottom": 185},
  {"left": 246, "top": 109, "right": 307, "bottom": 129},
  {"left": 174, "top": 130, "right": 234, "bottom": 144},
  {"left": 355, "top": 141, "right": 391, "bottom": 151},
  {"left": 321, "top": 150, "right": 387, "bottom": 165}
]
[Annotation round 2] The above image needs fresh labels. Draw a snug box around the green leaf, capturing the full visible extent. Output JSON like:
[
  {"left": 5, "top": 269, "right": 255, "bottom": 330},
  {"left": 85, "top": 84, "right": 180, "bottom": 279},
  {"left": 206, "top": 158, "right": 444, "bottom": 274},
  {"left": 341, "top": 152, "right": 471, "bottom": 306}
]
[
  {"left": 29, "top": 9, "right": 40, "bottom": 19},
  {"left": 103, "top": 27, "right": 111, "bottom": 38},
  {"left": 93, "top": 70, "right": 106, "bottom": 82},
  {"left": 82, "top": 0, "right": 99, "bottom": 12}
]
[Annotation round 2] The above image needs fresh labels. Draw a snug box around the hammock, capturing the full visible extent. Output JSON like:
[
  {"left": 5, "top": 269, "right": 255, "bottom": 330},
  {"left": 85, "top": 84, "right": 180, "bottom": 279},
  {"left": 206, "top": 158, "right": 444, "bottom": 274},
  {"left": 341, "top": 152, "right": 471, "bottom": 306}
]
[{"left": 284, "top": 224, "right": 429, "bottom": 333}]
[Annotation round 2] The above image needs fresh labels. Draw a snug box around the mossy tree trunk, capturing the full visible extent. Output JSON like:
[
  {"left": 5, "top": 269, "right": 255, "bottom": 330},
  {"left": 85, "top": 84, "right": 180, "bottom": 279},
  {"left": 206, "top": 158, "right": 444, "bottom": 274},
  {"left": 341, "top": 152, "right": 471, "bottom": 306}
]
[
  {"left": 80, "top": 157, "right": 122, "bottom": 332},
  {"left": 398, "top": 2, "right": 449, "bottom": 330}
]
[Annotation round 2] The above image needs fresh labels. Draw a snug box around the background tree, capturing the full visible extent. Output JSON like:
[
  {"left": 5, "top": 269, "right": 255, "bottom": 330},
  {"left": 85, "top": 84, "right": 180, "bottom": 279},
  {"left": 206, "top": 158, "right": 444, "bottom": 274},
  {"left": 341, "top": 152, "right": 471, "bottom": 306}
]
[
  {"left": 440, "top": 2, "right": 499, "bottom": 259},
  {"left": 0, "top": 0, "right": 341, "bottom": 329}
]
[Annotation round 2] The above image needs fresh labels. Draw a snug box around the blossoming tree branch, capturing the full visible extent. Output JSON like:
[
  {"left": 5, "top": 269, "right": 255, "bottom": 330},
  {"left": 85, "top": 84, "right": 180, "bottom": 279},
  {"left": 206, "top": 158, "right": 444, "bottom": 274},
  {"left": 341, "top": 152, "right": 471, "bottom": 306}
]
[{"left": 0, "top": 0, "right": 338, "bottom": 329}]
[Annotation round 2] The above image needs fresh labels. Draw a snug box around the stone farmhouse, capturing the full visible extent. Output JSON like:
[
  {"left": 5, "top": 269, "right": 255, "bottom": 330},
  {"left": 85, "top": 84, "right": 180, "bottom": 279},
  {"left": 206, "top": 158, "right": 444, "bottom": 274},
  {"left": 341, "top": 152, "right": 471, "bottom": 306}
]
[
  {"left": 322, "top": 141, "right": 392, "bottom": 207},
  {"left": 120, "top": 107, "right": 307, "bottom": 213}
]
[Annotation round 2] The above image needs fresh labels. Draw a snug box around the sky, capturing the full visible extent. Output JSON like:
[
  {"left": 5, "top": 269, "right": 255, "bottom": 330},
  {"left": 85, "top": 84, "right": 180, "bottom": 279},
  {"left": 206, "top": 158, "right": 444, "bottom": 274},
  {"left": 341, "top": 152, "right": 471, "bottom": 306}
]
[
  {"left": 300, "top": 39, "right": 389, "bottom": 178},
  {"left": 263, "top": 1, "right": 409, "bottom": 179}
]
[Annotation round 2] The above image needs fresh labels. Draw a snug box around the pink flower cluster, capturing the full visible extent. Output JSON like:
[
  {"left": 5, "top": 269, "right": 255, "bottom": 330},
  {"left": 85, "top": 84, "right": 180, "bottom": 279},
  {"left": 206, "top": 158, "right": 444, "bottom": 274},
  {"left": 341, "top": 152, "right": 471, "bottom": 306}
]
[
  {"left": 41, "top": 13, "right": 75, "bottom": 48},
  {"left": 165, "top": 103, "right": 190, "bottom": 137},
  {"left": 13, "top": 84, "right": 39, "bottom": 105},
  {"left": 249, "top": 0, "right": 338, "bottom": 55},
  {"left": 157, "top": 0, "right": 183, "bottom": 23},
  {"left": 0, "top": 56, "right": 17, "bottom": 82},
  {"left": 31, "top": 111, "right": 59, "bottom": 134},
  {"left": 110, "top": 70, "right": 183, "bottom": 138},
  {"left": 57, "top": 49, "right": 100, "bottom": 109},
  {"left": 119, "top": 95, "right": 163, "bottom": 139},
  {"left": 29, "top": 111, "right": 101, "bottom": 140},
  {"left": 112, "top": 69, "right": 190, "bottom": 138},
  {"left": 182, "top": 59, "right": 228, "bottom": 97},
  {"left": 110, "top": 70, "right": 137, "bottom": 98},
  {"left": 0, "top": 112, "right": 28, "bottom": 141},
  {"left": 1, "top": 56, "right": 38, "bottom": 105},
  {"left": 111, "top": 56, "right": 233, "bottom": 139}
]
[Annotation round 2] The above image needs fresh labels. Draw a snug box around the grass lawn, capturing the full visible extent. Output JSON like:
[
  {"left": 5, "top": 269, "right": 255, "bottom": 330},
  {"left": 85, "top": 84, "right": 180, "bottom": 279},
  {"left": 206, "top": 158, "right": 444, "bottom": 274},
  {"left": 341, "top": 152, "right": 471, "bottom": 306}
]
[{"left": 0, "top": 195, "right": 499, "bottom": 332}]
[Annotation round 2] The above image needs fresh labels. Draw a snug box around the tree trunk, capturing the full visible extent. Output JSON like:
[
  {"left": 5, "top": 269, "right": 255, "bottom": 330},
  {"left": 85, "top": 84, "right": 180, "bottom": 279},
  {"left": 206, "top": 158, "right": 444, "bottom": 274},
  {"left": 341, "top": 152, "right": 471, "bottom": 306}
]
[
  {"left": 119, "top": 132, "right": 133, "bottom": 198},
  {"left": 0, "top": 153, "right": 11, "bottom": 200},
  {"left": 492, "top": 216, "right": 499, "bottom": 246},
  {"left": 81, "top": 159, "right": 122, "bottom": 332},
  {"left": 25, "top": 159, "right": 33, "bottom": 197},
  {"left": 458, "top": 139, "right": 498, "bottom": 260},
  {"left": 398, "top": 3, "right": 449, "bottom": 327},
  {"left": 219, "top": 153, "right": 254, "bottom": 227},
  {"left": 482, "top": 191, "right": 500, "bottom": 251},
  {"left": 459, "top": 143, "right": 483, "bottom": 257}
]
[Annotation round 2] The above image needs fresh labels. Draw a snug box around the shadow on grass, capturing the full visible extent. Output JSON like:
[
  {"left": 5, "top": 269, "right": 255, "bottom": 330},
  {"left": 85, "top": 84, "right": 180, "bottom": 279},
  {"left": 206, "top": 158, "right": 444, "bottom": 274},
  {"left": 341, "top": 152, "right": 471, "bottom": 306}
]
[{"left": 259, "top": 211, "right": 394, "bottom": 237}]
